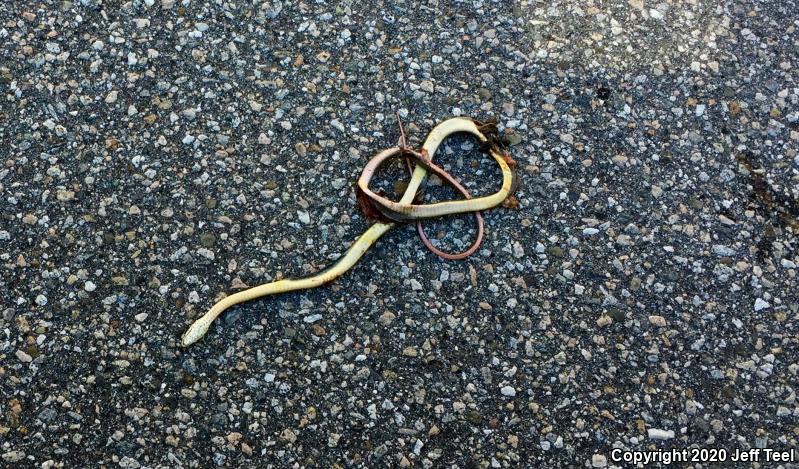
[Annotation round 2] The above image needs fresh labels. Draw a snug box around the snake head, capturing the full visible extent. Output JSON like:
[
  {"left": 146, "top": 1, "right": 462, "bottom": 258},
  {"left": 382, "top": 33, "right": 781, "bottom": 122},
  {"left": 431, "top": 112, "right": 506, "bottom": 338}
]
[{"left": 181, "top": 319, "right": 210, "bottom": 347}]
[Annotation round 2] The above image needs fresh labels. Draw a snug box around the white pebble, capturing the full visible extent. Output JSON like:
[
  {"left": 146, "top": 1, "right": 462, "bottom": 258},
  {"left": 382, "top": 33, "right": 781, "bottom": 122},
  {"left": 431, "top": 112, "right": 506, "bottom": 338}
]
[
  {"left": 84, "top": 281, "right": 96, "bottom": 292},
  {"left": 591, "top": 454, "right": 607, "bottom": 468},
  {"left": 135, "top": 313, "right": 148, "bottom": 322},
  {"left": 647, "top": 428, "right": 674, "bottom": 440},
  {"left": 16, "top": 349, "right": 33, "bottom": 363},
  {"left": 330, "top": 119, "right": 345, "bottom": 132},
  {"left": 649, "top": 315, "right": 667, "bottom": 327},
  {"left": 754, "top": 298, "right": 770, "bottom": 311},
  {"left": 196, "top": 248, "right": 215, "bottom": 260},
  {"left": 188, "top": 291, "right": 200, "bottom": 303},
  {"left": 500, "top": 385, "right": 516, "bottom": 397}
]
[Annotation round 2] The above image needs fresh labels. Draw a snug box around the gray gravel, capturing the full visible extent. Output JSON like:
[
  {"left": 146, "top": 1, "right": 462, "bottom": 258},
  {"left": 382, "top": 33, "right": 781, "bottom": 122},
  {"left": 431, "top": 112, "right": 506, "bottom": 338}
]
[{"left": 2, "top": 0, "right": 798, "bottom": 467}]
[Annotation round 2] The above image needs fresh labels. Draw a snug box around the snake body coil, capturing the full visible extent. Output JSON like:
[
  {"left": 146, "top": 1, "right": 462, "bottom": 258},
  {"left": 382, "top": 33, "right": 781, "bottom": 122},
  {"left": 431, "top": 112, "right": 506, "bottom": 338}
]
[{"left": 181, "top": 117, "right": 516, "bottom": 346}]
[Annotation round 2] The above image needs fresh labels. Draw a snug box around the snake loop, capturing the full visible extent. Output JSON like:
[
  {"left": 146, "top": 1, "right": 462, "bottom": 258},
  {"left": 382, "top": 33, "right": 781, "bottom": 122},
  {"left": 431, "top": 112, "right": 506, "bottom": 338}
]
[{"left": 355, "top": 116, "right": 515, "bottom": 259}]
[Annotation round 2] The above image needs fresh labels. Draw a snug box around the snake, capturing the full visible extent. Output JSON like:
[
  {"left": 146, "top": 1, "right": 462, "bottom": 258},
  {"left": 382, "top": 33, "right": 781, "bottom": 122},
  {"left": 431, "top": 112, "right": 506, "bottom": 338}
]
[{"left": 181, "top": 116, "right": 516, "bottom": 346}]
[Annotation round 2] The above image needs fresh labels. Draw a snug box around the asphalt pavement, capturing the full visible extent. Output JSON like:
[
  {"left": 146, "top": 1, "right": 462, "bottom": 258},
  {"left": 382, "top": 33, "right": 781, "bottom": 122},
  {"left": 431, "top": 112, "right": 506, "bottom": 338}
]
[{"left": 1, "top": 0, "right": 798, "bottom": 467}]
